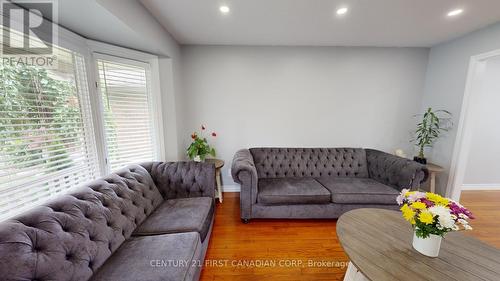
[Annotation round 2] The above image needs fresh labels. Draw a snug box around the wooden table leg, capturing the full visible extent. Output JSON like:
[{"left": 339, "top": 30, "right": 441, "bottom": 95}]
[
  {"left": 343, "top": 262, "right": 369, "bottom": 281},
  {"left": 430, "top": 171, "right": 436, "bottom": 193},
  {"left": 216, "top": 168, "right": 223, "bottom": 203}
]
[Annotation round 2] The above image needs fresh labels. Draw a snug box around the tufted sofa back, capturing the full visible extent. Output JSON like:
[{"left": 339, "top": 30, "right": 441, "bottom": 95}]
[
  {"left": 141, "top": 161, "right": 216, "bottom": 200},
  {"left": 250, "top": 148, "right": 369, "bottom": 179},
  {"left": 0, "top": 164, "right": 163, "bottom": 281}
]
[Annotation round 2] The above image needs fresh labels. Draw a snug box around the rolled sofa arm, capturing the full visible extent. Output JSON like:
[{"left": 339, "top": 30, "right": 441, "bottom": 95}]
[
  {"left": 231, "top": 149, "right": 258, "bottom": 184},
  {"left": 231, "top": 149, "right": 258, "bottom": 220},
  {"left": 141, "top": 161, "right": 215, "bottom": 199},
  {"left": 366, "top": 149, "right": 429, "bottom": 191}
]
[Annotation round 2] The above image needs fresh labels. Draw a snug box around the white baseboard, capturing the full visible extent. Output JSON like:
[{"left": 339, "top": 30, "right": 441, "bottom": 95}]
[
  {"left": 222, "top": 184, "right": 240, "bottom": 192},
  {"left": 461, "top": 184, "right": 500, "bottom": 191}
]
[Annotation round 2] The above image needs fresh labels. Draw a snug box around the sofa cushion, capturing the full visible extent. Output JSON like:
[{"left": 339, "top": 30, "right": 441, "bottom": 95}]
[
  {"left": 133, "top": 197, "right": 214, "bottom": 242},
  {"left": 316, "top": 177, "right": 399, "bottom": 204},
  {"left": 258, "top": 178, "right": 331, "bottom": 205},
  {"left": 91, "top": 232, "right": 201, "bottom": 281}
]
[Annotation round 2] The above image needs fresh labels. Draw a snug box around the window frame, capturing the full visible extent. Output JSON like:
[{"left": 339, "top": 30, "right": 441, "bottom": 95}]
[
  {"left": 0, "top": 12, "right": 101, "bottom": 219},
  {"left": 2, "top": 5, "right": 166, "bottom": 176},
  {"left": 87, "top": 40, "right": 165, "bottom": 175},
  {"left": 0, "top": 6, "right": 166, "bottom": 221}
]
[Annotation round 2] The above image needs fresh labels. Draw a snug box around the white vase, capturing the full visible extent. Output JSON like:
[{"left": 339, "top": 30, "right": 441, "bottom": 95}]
[
  {"left": 412, "top": 231, "right": 442, "bottom": 257},
  {"left": 193, "top": 155, "right": 202, "bottom": 162}
]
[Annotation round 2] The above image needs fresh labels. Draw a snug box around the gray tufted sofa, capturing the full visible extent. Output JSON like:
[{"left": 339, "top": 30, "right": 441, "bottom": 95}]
[
  {"left": 232, "top": 148, "right": 428, "bottom": 222},
  {"left": 0, "top": 161, "right": 215, "bottom": 281}
]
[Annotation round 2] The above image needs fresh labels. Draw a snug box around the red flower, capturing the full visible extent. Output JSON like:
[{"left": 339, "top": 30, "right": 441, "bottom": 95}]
[
  {"left": 201, "top": 125, "right": 206, "bottom": 130},
  {"left": 191, "top": 133, "right": 197, "bottom": 139},
  {"left": 211, "top": 132, "right": 217, "bottom": 137}
]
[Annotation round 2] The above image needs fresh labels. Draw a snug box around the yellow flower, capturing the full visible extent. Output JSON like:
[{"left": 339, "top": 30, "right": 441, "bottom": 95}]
[
  {"left": 400, "top": 204, "right": 416, "bottom": 224},
  {"left": 405, "top": 191, "right": 416, "bottom": 197},
  {"left": 426, "top": 192, "right": 440, "bottom": 201},
  {"left": 411, "top": 201, "right": 427, "bottom": 210},
  {"left": 419, "top": 211, "right": 434, "bottom": 225},
  {"left": 426, "top": 192, "right": 450, "bottom": 206},
  {"left": 438, "top": 198, "right": 449, "bottom": 206}
]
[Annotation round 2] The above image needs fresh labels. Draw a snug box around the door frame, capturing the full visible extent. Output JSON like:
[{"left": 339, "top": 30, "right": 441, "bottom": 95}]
[{"left": 446, "top": 49, "right": 500, "bottom": 201}]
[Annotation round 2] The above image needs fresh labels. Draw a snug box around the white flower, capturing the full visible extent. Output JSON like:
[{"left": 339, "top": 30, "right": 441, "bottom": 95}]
[
  {"left": 429, "top": 205, "right": 455, "bottom": 229},
  {"left": 407, "top": 191, "right": 426, "bottom": 203},
  {"left": 396, "top": 189, "right": 409, "bottom": 205},
  {"left": 464, "top": 225, "right": 473, "bottom": 230}
]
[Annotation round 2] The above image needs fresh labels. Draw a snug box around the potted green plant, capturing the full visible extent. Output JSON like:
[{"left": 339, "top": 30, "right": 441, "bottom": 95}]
[
  {"left": 412, "top": 108, "right": 452, "bottom": 164},
  {"left": 187, "top": 124, "right": 217, "bottom": 162}
]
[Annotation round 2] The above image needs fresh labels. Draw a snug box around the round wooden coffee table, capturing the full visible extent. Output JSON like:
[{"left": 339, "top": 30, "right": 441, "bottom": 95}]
[{"left": 337, "top": 208, "right": 500, "bottom": 281}]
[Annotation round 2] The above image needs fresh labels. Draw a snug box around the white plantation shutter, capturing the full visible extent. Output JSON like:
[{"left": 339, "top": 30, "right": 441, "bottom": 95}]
[
  {"left": 0, "top": 12, "right": 163, "bottom": 221},
  {"left": 96, "top": 57, "right": 157, "bottom": 171},
  {"left": 0, "top": 47, "right": 99, "bottom": 220}
]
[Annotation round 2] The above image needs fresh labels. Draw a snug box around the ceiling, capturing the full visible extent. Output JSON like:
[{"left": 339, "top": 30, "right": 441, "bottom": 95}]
[
  {"left": 18, "top": 0, "right": 165, "bottom": 56},
  {"left": 140, "top": 0, "right": 500, "bottom": 47}
]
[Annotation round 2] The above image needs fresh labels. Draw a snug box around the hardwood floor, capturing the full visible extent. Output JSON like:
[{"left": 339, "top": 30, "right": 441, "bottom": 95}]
[
  {"left": 460, "top": 190, "right": 500, "bottom": 248},
  {"left": 199, "top": 191, "right": 500, "bottom": 281}
]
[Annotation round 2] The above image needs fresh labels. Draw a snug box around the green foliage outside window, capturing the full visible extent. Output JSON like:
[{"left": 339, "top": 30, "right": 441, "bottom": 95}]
[{"left": 0, "top": 63, "right": 83, "bottom": 181}]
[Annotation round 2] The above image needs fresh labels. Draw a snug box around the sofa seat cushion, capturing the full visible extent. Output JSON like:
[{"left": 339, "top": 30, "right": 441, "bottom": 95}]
[
  {"left": 316, "top": 177, "right": 399, "bottom": 204},
  {"left": 133, "top": 197, "right": 213, "bottom": 242},
  {"left": 257, "top": 178, "right": 331, "bottom": 205},
  {"left": 91, "top": 232, "right": 200, "bottom": 281}
]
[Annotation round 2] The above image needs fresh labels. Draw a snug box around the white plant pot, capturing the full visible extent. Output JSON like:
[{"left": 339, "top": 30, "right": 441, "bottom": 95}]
[
  {"left": 193, "top": 155, "right": 202, "bottom": 162},
  {"left": 412, "top": 231, "right": 442, "bottom": 257}
]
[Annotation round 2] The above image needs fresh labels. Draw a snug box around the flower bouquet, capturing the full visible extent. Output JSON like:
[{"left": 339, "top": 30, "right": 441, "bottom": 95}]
[
  {"left": 187, "top": 124, "right": 217, "bottom": 162},
  {"left": 396, "top": 189, "right": 474, "bottom": 257}
]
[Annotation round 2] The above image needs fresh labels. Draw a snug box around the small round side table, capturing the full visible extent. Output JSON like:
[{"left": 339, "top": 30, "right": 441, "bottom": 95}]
[
  {"left": 206, "top": 159, "right": 224, "bottom": 203},
  {"left": 426, "top": 163, "right": 444, "bottom": 193}
]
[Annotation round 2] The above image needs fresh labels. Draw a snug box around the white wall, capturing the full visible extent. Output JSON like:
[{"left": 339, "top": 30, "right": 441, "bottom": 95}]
[
  {"left": 420, "top": 22, "right": 500, "bottom": 195},
  {"left": 462, "top": 57, "right": 500, "bottom": 187},
  {"left": 180, "top": 46, "right": 429, "bottom": 190}
]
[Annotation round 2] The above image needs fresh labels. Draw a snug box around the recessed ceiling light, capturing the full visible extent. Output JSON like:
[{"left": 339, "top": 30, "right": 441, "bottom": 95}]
[
  {"left": 219, "top": 5, "right": 230, "bottom": 14},
  {"left": 336, "top": 7, "right": 348, "bottom": 15},
  {"left": 447, "top": 8, "right": 463, "bottom": 17}
]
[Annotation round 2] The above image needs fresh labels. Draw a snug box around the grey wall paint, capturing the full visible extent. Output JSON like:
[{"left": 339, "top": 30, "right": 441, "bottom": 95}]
[
  {"left": 420, "top": 22, "right": 500, "bottom": 195},
  {"left": 180, "top": 46, "right": 429, "bottom": 189},
  {"left": 463, "top": 57, "right": 500, "bottom": 186}
]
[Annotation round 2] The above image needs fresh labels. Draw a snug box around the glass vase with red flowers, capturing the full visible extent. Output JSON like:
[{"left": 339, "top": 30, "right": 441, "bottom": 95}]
[{"left": 187, "top": 125, "right": 217, "bottom": 162}]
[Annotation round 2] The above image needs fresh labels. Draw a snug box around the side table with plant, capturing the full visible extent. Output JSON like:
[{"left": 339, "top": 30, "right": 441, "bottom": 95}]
[
  {"left": 187, "top": 124, "right": 217, "bottom": 162},
  {"left": 412, "top": 107, "right": 452, "bottom": 164}
]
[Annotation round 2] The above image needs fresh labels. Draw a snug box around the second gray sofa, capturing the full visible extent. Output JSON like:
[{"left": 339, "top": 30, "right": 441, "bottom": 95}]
[
  {"left": 0, "top": 161, "right": 215, "bottom": 281},
  {"left": 232, "top": 148, "right": 428, "bottom": 222}
]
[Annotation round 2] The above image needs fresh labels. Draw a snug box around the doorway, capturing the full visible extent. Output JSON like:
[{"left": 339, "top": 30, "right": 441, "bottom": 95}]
[{"left": 446, "top": 49, "right": 500, "bottom": 201}]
